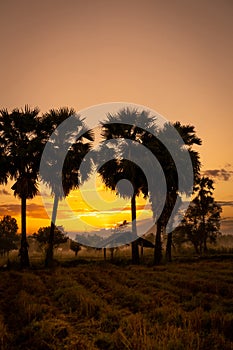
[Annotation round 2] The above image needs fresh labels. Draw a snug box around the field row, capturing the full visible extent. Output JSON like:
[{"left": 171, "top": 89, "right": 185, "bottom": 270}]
[{"left": 0, "top": 260, "right": 232, "bottom": 349}]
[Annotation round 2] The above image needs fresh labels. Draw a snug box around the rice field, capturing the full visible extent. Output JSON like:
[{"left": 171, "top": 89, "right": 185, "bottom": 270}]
[{"left": 0, "top": 257, "right": 232, "bottom": 349}]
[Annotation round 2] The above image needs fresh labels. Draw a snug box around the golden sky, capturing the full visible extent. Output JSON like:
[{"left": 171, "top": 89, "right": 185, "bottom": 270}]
[{"left": 0, "top": 0, "right": 233, "bottom": 234}]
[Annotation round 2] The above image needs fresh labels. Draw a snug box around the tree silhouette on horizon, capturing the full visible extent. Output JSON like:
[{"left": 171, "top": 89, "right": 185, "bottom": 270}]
[
  {"left": 39, "top": 107, "right": 94, "bottom": 267},
  {"left": 174, "top": 176, "right": 222, "bottom": 254},
  {"left": 0, "top": 106, "right": 41, "bottom": 267},
  {"left": 146, "top": 121, "right": 201, "bottom": 264},
  {"left": 98, "top": 107, "right": 158, "bottom": 264}
]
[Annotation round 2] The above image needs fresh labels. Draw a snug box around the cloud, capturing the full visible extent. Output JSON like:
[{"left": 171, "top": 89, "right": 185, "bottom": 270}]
[
  {"left": 0, "top": 204, "right": 21, "bottom": 216},
  {"left": 0, "top": 189, "right": 11, "bottom": 196},
  {"left": 26, "top": 203, "right": 49, "bottom": 218},
  {"left": 112, "top": 203, "right": 152, "bottom": 212},
  {"left": 217, "top": 201, "right": 233, "bottom": 207},
  {"left": 202, "top": 168, "right": 233, "bottom": 181},
  {"left": 71, "top": 203, "right": 152, "bottom": 215},
  {"left": 0, "top": 203, "right": 49, "bottom": 219}
]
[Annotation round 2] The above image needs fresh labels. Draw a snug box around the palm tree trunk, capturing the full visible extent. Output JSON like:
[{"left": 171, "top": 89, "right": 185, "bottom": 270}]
[
  {"left": 154, "top": 218, "right": 163, "bottom": 265},
  {"left": 165, "top": 192, "right": 176, "bottom": 262},
  {"left": 131, "top": 193, "right": 139, "bottom": 264},
  {"left": 45, "top": 194, "right": 59, "bottom": 267},
  {"left": 20, "top": 195, "right": 30, "bottom": 268}
]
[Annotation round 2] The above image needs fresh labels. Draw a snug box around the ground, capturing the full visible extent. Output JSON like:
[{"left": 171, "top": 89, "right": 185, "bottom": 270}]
[{"left": 0, "top": 257, "right": 232, "bottom": 349}]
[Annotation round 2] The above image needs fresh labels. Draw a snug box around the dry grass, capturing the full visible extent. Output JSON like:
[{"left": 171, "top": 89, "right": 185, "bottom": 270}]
[{"left": 0, "top": 259, "right": 232, "bottom": 349}]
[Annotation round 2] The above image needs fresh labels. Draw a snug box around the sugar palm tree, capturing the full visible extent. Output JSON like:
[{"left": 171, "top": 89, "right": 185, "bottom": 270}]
[
  {"left": 98, "top": 108, "right": 157, "bottom": 264},
  {"left": 0, "top": 106, "right": 41, "bottom": 267},
  {"left": 147, "top": 122, "right": 201, "bottom": 264},
  {"left": 39, "top": 107, "right": 94, "bottom": 267}
]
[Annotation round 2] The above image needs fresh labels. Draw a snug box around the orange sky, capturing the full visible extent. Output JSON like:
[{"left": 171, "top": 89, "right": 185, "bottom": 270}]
[{"left": 0, "top": 0, "right": 233, "bottom": 235}]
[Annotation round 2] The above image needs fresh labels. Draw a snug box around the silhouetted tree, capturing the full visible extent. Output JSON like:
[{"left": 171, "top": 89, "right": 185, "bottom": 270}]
[
  {"left": 33, "top": 226, "right": 68, "bottom": 253},
  {"left": 39, "top": 107, "right": 94, "bottom": 267},
  {"left": 179, "top": 176, "right": 222, "bottom": 254},
  {"left": 146, "top": 122, "right": 201, "bottom": 264},
  {"left": 99, "top": 108, "right": 157, "bottom": 264},
  {"left": 0, "top": 215, "right": 19, "bottom": 256},
  {"left": 0, "top": 106, "right": 41, "bottom": 267},
  {"left": 70, "top": 240, "right": 81, "bottom": 256},
  {"left": 165, "top": 122, "right": 201, "bottom": 262}
]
